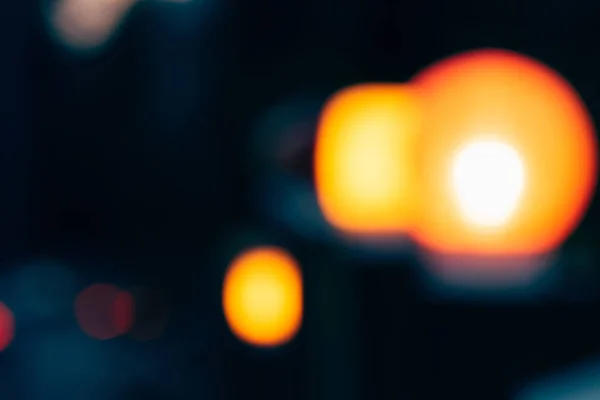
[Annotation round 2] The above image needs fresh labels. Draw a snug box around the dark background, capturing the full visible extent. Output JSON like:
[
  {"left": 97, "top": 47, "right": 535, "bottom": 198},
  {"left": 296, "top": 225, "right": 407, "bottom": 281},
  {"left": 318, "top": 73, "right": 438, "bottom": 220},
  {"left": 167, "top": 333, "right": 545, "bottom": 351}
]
[{"left": 1, "top": 0, "right": 600, "bottom": 398}]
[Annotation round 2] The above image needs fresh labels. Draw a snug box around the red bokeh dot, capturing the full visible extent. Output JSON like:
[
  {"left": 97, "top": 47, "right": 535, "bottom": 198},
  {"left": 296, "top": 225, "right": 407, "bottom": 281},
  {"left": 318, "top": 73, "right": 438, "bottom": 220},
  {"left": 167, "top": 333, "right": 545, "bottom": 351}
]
[
  {"left": 0, "top": 302, "right": 14, "bottom": 351},
  {"left": 74, "top": 284, "right": 135, "bottom": 340},
  {"left": 114, "top": 291, "right": 134, "bottom": 334}
]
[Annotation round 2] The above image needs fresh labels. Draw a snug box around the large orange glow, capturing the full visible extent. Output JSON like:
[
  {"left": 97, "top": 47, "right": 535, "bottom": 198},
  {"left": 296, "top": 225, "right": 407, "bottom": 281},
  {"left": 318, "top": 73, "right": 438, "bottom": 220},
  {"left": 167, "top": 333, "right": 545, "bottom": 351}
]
[
  {"left": 222, "top": 246, "right": 303, "bottom": 348},
  {"left": 314, "top": 84, "right": 421, "bottom": 237},
  {"left": 411, "top": 49, "right": 597, "bottom": 256}
]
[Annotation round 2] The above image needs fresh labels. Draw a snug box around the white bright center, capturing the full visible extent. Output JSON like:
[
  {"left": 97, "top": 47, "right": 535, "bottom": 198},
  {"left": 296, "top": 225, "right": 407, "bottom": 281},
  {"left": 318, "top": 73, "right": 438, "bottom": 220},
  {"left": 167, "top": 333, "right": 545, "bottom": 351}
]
[{"left": 451, "top": 140, "right": 525, "bottom": 228}]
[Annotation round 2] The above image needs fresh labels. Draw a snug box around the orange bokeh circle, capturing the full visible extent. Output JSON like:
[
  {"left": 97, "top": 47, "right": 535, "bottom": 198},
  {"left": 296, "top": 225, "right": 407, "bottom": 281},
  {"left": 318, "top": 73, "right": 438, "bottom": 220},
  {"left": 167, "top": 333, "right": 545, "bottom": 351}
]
[
  {"left": 222, "top": 246, "right": 303, "bottom": 348},
  {"left": 411, "top": 49, "right": 597, "bottom": 256}
]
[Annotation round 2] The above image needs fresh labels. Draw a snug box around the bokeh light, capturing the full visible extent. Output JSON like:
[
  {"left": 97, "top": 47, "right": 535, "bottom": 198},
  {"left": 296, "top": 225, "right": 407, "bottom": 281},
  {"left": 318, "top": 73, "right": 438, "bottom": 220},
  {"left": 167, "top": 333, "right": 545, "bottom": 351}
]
[
  {"left": 411, "top": 49, "right": 597, "bottom": 260},
  {"left": 222, "top": 246, "right": 303, "bottom": 348},
  {"left": 452, "top": 140, "right": 526, "bottom": 228},
  {"left": 315, "top": 84, "right": 421, "bottom": 239},
  {"left": 48, "top": 0, "right": 137, "bottom": 51},
  {"left": 0, "top": 302, "right": 15, "bottom": 352},
  {"left": 75, "top": 283, "right": 134, "bottom": 340}
]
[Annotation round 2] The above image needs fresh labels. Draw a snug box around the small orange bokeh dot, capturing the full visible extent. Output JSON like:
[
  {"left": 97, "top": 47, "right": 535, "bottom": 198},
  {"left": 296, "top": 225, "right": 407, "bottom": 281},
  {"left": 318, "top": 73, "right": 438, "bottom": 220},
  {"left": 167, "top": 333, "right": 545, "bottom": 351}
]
[
  {"left": 222, "top": 246, "right": 303, "bottom": 348},
  {"left": 314, "top": 84, "right": 422, "bottom": 237},
  {"left": 411, "top": 49, "right": 597, "bottom": 256}
]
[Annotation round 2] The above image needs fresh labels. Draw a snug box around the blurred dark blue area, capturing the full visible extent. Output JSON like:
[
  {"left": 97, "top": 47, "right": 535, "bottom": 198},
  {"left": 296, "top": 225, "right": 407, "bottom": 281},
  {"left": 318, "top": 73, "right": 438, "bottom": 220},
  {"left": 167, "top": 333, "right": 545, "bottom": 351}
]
[{"left": 0, "top": 0, "right": 599, "bottom": 399}]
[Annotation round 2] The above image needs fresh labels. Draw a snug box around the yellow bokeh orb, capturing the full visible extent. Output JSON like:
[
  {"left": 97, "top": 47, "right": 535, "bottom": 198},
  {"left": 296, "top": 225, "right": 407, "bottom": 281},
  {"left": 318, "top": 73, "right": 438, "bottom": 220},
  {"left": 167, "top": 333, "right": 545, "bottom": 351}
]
[
  {"left": 314, "top": 84, "right": 422, "bottom": 238},
  {"left": 222, "top": 246, "right": 303, "bottom": 348}
]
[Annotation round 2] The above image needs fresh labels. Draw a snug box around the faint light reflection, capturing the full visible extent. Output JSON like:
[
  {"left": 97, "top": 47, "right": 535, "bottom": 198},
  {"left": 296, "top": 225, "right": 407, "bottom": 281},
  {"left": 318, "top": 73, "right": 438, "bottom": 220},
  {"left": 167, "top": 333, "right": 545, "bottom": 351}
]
[
  {"left": 75, "top": 283, "right": 134, "bottom": 340},
  {"left": 516, "top": 360, "right": 600, "bottom": 400},
  {"left": 49, "top": 0, "right": 138, "bottom": 50},
  {"left": 128, "top": 286, "right": 169, "bottom": 341},
  {"left": 416, "top": 251, "right": 560, "bottom": 301},
  {"left": 10, "top": 259, "right": 78, "bottom": 322}
]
